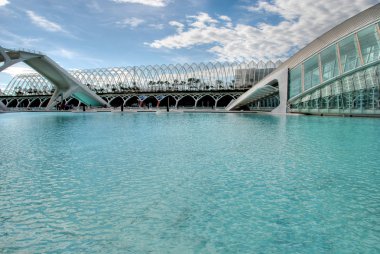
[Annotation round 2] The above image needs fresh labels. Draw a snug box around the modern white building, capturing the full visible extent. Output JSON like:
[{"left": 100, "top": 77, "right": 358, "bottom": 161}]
[{"left": 227, "top": 4, "right": 380, "bottom": 116}]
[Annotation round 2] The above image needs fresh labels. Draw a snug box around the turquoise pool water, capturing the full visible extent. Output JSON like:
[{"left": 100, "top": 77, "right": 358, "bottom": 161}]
[{"left": 0, "top": 112, "right": 379, "bottom": 253}]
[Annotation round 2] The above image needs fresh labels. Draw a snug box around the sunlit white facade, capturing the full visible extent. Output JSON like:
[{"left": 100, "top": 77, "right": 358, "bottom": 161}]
[{"left": 227, "top": 4, "right": 380, "bottom": 116}]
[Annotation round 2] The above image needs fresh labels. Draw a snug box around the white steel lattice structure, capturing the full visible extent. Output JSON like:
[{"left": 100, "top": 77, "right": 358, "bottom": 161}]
[{"left": 3, "top": 60, "right": 281, "bottom": 96}]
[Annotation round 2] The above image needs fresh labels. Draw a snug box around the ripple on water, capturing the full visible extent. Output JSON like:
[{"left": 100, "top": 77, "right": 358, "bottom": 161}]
[{"left": 0, "top": 112, "right": 379, "bottom": 253}]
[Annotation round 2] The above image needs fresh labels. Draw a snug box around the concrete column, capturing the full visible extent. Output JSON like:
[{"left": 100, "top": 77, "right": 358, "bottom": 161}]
[{"left": 271, "top": 68, "right": 289, "bottom": 114}]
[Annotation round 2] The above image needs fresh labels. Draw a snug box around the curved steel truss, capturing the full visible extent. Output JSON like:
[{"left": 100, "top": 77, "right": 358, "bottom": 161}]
[
  {"left": 3, "top": 60, "right": 282, "bottom": 96},
  {"left": 102, "top": 92, "right": 244, "bottom": 108},
  {"left": 1, "top": 95, "right": 50, "bottom": 108}
]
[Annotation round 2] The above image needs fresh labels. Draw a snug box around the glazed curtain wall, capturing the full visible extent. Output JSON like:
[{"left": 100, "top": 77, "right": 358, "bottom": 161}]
[
  {"left": 289, "top": 63, "right": 380, "bottom": 113},
  {"left": 289, "top": 23, "right": 380, "bottom": 99}
]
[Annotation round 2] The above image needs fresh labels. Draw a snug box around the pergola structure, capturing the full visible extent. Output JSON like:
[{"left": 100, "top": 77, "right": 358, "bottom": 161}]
[{"left": 1, "top": 60, "right": 281, "bottom": 109}]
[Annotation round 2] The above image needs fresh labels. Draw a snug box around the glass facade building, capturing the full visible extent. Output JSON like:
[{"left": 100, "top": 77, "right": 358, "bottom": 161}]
[
  {"left": 227, "top": 4, "right": 380, "bottom": 115},
  {"left": 289, "top": 23, "right": 380, "bottom": 99},
  {"left": 288, "top": 22, "right": 380, "bottom": 114}
]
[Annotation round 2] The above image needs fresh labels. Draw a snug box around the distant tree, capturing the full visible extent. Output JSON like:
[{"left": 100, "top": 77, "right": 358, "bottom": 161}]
[
  {"left": 195, "top": 79, "right": 201, "bottom": 89},
  {"left": 216, "top": 80, "right": 223, "bottom": 90}
]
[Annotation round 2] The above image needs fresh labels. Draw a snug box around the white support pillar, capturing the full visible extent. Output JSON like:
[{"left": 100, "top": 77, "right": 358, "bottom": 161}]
[{"left": 0, "top": 101, "right": 6, "bottom": 111}]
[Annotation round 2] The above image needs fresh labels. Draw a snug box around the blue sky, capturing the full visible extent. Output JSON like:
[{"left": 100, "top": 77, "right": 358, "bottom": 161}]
[{"left": 0, "top": 0, "right": 378, "bottom": 90}]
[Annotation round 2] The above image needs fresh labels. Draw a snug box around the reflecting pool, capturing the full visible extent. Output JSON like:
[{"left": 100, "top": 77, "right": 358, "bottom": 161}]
[{"left": 0, "top": 112, "right": 379, "bottom": 253}]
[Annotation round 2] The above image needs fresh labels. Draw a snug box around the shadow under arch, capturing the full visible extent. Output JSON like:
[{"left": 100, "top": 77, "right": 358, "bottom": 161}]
[
  {"left": 125, "top": 96, "right": 139, "bottom": 107},
  {"left": 177, "top": 95, "right": 196, "bottom": 107},
  {"left": 19, "top": 98, "right": 29, "bottom": 108},
  {"left": 29, "top": 98, "right": 41, "bottom": 107},
  {"left": 159, "top": 95, "right": 176, "bottom": 107},
  {"left": 142, "top": 96, "right": 158, "bottom": 107},
  {"left": 41, "top": 99, "right": 50, "bottom": 108},
  {"left": 109, "top": 96, "right": 124, "bottom": 107},
  {"left": 196, "top": 95, "right": 215, "bottom": 107},
  {"left": 217, "top": 95, "right": 234, "bottom": 107},
  {"left": 7, "top": 99, "right": 17, "bottom": 107},
  {"left": 66, "top": 98, "right": 80, "bottom": 107}
]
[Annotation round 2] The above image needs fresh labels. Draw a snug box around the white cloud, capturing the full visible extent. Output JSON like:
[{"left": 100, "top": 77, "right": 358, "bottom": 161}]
[
  {"left": 26, "top": 10, "right": 65, "bottom": 33},
  {"left": 187, "top": 12, "right": 218, "bottom": 29},
  {"left": 46, "top": 48, "right": 103, "bottom": 66},
  {"left": 112, "top": 0, "right": 169, "bottom": 7},
  {"left": 87, "top": 1, "right": 102, "bottom": 13},
  {"left": 219, "top": 15, "right": 231, "bottom": 22},
  {"left": 149, "top": 23, "right": 165, "bottom": 30},
  {"left": 219, "top": 15, "right": 232, "bottom": 28},
  {"left": 170, "top": 55, "right": 192, "bottom": 64},
  {"left": 116, "top": 17, "right": 145, "bottom": 28},
  {"left": 169, "top": 21, "right": 184, "bottom": 33},
  {"left": 0, "top": 65, "right": 35, "bottom": 92},
  {"left": 49, "top": 48, "right": 76, "bottom": 59},
  {"left": 0, "top": 82, "right": 8, "bottom": 92},
  {"left": 148, "top": 1, "right": 378, "bottom": 61},
  {"left": 0, "top": 0, "right": 9, "bottom": 7},
  {"left": 246, "top": 1, "right": 286, "bottom": 17},
  {"left": 0, "top": 30, "right": 41, "bottom": 48},
  {"left": 2, "top": 65, "right": 36, "bottom": 77}
]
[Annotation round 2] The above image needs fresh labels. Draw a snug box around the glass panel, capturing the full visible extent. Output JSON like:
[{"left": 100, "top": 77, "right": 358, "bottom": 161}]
[
  {"left": 289, "top": 65, "right": 302, "bottom": 99},
  {"left": 342, "top": 75, "right": 354, "bottom": 93},
  {"left": 332, "top": 80, "right": 342, "bottom": 95},
  {"left": 357, "top": 25, "right": 380, "bottom": 64},
  {"left": 339, "top": 34, "right": 361, "bottom": 73},
  {"left": 321, "top": 45, "right": 339, "bottom": 81},
  {"left": 364, "top": 66, "right": 377, "bottom": 88},
  {"left": 321, "top": 84, "right": 331, "bottom": 97},
  {"left": 303, "top": 55, "right": 320, "bottom": 90}
]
